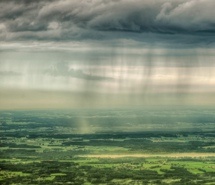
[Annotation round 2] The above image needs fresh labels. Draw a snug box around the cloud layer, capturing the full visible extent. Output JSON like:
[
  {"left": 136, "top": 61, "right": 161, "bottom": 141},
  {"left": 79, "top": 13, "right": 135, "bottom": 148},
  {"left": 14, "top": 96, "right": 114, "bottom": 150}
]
[
  {"left": 46, "top": 61, "right": 113, "bottom": 81},
  {"left": 1, "top": 0, "right": 215, "bottom": 110},
  {"left": 0, "top": 0, "right": 215, "bottom": 43}
]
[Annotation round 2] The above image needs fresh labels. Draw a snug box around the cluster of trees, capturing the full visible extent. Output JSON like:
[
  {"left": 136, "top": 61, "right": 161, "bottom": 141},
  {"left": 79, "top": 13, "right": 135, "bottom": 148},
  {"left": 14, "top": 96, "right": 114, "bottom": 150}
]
[{"left": 1, "top": 160, "right": 215, "bottom": 185}]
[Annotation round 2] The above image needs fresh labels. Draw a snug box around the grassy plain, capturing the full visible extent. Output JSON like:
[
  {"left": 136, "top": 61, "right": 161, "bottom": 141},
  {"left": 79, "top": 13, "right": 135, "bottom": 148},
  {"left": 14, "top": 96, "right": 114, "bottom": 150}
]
[{"left": 0, "top": 107, "right": 215, "bottom": 184}]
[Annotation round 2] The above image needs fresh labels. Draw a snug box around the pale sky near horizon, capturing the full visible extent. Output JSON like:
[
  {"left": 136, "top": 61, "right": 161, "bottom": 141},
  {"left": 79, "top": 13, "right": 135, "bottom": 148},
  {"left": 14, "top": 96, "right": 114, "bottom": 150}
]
[{"left": 0, "top": 0, "right": 215, "bottom": 109}]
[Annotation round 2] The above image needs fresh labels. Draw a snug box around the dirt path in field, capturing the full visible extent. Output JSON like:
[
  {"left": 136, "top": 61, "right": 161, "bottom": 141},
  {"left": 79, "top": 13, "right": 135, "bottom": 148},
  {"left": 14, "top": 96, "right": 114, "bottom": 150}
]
[{"left": 81, "top": 153, "right": 215, "bottom": 158}]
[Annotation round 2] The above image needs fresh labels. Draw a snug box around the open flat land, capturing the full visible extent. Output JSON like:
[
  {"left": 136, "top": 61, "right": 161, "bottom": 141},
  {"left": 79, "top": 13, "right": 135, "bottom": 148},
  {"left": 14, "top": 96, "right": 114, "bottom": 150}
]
[
  {"left": 0, "top": 108, "right": 215, "bottom": 184},
  {"left": 83, "top": 153, "right": 215, "bottom": 158}
]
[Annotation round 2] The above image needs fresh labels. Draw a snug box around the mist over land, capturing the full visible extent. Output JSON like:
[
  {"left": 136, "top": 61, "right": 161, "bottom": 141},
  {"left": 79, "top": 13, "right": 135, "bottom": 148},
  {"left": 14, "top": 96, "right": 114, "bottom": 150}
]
[{"left": 1, "top": 1, "right": 215, "bottom": 185}]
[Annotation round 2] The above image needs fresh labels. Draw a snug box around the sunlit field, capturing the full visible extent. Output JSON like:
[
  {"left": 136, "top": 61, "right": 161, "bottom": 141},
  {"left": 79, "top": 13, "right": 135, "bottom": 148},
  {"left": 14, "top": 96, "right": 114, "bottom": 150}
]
[{"left": 1, "top": 107, "right": 215, "bottom": 185}]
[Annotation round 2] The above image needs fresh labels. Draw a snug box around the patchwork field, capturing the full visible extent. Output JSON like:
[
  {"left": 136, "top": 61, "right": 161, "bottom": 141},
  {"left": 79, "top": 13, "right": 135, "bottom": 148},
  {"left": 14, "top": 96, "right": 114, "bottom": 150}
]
[{"left": 0, "top": 108, "right": 215, "bottom": 184}]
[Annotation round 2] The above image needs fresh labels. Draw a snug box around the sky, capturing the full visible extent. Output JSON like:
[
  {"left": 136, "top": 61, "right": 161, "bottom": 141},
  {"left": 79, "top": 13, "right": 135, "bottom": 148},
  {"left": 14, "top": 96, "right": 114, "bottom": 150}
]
[{"left": 0, "top": 0, "right": 215, "bottom": 109}]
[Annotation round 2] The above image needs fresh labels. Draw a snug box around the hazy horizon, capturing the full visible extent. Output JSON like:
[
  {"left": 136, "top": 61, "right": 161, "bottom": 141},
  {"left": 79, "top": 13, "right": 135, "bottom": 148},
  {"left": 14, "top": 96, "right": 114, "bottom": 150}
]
[{"left": 1, "top": 0, "right": 215, "bottom": 110}]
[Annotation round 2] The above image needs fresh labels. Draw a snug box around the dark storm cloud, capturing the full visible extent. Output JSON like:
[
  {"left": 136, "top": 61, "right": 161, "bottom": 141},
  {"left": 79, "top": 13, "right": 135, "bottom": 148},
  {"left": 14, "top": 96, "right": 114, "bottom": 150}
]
[{"left": 0, "top": 0, "right": 215, "bottom": 43}]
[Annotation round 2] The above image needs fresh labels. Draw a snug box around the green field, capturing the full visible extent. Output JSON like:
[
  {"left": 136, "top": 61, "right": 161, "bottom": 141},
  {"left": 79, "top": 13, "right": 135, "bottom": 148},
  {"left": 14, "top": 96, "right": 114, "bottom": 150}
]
[{"left": 0, "top": 108, "right": 215, "bottom": 184}]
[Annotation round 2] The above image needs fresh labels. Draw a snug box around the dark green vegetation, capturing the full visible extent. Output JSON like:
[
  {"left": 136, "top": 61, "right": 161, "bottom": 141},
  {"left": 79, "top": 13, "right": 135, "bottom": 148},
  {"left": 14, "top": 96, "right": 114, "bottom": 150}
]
[{"left": 0, "top": 107, "right": 215, "bottom": 184}]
